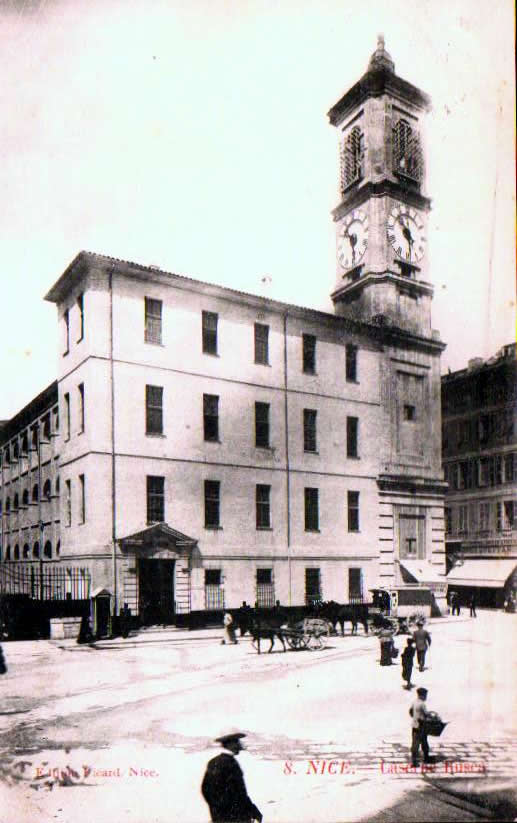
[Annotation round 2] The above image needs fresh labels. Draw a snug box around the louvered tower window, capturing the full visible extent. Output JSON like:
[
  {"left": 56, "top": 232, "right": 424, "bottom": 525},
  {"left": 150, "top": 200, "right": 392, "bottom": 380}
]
[
  {"left": 340, "top": 126, "right": 364, "bottom": 192},
  {"left": 392, "top": 119, "right": 423, "bottom": 183}
]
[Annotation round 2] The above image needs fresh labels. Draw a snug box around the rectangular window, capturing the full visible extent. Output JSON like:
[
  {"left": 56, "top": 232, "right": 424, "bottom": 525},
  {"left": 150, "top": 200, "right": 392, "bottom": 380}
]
[
  {"left": 144, "top": 297, "right": 162, "bottom": 345},
  {"left": 347, "top": 491, "right": 360, "bottom": 532},
  {"left": 254, "top": 323, "right": 269, "bottom": 365},
  {"left": 204, "top": 480, "right": 220, "bottom": 528},
  {"left": 203, "top": 394, "right": 219, "bottom": 442},
  {"left": 65, "top": 479, "right": 71, "bottom": 527},
  {"left": 64, "top": 393, "right": 71, "bottom": 441},
  {"left": 256, "top": 568, "right": 274, "bottom": 607},
  {"left": 42, "top": 414, "right": 51, "bottom": 442},
  {"left": 146, "top": 385, "right": 163, "bottom": 435},
  {"left": 63, "top": 309, "right": 70, "bottom": 354},
  {"left": 204, "top": 569, "right": 224, "bottom": 609},
  {"left": 77, "top": 293, "right": 84, "bottom": 342},
  {"left": 305, "top": 568, "right": 321, "bottom": 605},
  {"left": 202, "top": 311, "right": 218, "bottom": 355},
  {"left": 346, "top": 344, "right": 358, "bottom": 382},
  {"left": 504, "top": 453, "right": 515, "bottom": 483},
  {"left": 503, "top": 500, "right": 515, "bottom": 530},
  {"left": 444, "top": 507, "right": 452, "bottom": 534},
  {"left": 78, "top": 383, "right": 85, "bottom": 434},
  {"left": 256, "top": 484, "right": 271, "bottom": 529},
  {"left": 304, "top": 487, "right": 319, "bottom": 531},
  {"left": 478, "top": 502, "right": 489, "bottom": 532},
  {"left": 255, "top": 402, "right": 270, "bottom": 448},
  {"left": 146, "top": 476, "right": 165, "bottom": 524},
  {"left": 404, "top": 405, "right": 416, "bottom": 421},
  {"left": 346, "top": 416, "right": 359, "bottom": 458},
  {"left": 496, "top": 502, "right": 503, "bottom": 532},
  {"left": 205, "top": 569, "right": 221, "bottom": 585},
  {"left": 53, "top": 407, "right": 59, "bottom": 434},
  {"left": 303, "top": 409, "right": 317, "bottom": 452},
  {"left": 348, "top": 568, "right": 363, "bottom": 601},
  {"left": 302, "top": 334, "right": 316, "bottom": 374},
  {"left": 79, "top": 474, "right": 85, "bottom": 524}
]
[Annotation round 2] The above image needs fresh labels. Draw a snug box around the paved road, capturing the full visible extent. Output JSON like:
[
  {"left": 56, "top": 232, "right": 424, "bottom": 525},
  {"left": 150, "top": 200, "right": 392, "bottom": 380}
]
[{"left": 0, "top": 611, "right": 515, "bottom": 822}]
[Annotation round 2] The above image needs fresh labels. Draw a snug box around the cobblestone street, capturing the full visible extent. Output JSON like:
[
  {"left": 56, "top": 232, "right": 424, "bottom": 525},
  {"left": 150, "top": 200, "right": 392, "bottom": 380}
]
[{"left": 0, "top": 610, "right": 515, "bottom": 822}]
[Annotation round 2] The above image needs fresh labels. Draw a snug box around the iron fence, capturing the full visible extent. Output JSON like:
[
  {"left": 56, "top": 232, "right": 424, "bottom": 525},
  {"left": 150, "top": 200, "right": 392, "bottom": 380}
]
[
  {"left": 204, "top": 585, "right": 225, "bottom": 610},
  {"left": 256, "top": 583, "right": 275, "bottom": 608},
  {"left": 0, "top": 562, "right": 91, "bottom": 600}
]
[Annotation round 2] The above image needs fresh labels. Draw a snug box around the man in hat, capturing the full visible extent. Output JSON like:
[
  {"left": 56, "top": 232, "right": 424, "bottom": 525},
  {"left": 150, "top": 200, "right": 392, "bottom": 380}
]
[
  {"left": 201, "top": 731, "right": 262, "bottom": 822},
  {"left": 410, "top": 687, "right": 431, "bottom": 767},
  {"left": 401, "top": 637, "right": 415, "bottom": 689},
  {"left": 412, "top": 621, "right": 432, "bottom": 672}
]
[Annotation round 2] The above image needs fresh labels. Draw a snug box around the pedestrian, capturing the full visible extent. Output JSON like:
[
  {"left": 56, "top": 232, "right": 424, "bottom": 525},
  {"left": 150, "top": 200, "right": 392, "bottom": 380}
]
[
  {"left": 0, "top": 644, "right": 7, "bottom": 675},
  {"left": 401, "top": 638, "right": 415, "bottom": 689},
  {"left": 469, "top": 592, "right": 477, "bottom": 618},
  {"left": 119, "top": 603, "right": 131, "bottom": 638},
  {"left": 412, "top": 621, "right": 431, "bottom": 672},
  {"left": 451, "top": 592, "right": 461, "bottom": 616},
  {"left": 410, "top": 687, "right": 432, "bottom": 767},
  {"left": 201, "top": 730, "right": 263, "bottom": 823},
  {"left": 221, "top": 612, "right": 238, "bottom": 645}
]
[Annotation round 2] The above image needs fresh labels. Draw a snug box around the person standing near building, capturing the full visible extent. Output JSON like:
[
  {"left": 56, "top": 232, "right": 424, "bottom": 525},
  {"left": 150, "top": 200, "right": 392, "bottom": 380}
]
[
  {"left": 410, "top": 687, "right": 431, "bottom": 767},
  {"left": 401, "top": 638, "right": 415, "bottom": 689},
  {"left": 221, "top": 612, "right": 238, "bottom": 645},
  {"left": 469, "top": 592, "right": 477, "bottom": 618},
  {"left": 412, "top": 621, "right": 431, "bottom": 672},
  {"left": 451, "top": 592, "right": 461, "bottom": 616},
  {"left": 201, "top": 731, "right": 262, "bottom": 822}
]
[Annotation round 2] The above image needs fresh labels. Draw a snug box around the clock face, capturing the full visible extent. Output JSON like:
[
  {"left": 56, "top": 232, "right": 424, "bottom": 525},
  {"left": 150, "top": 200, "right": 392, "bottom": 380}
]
[
  {"left": 337, "top": 209, "right": 369, "bottom": 270},
  {"left": 387, "top": 205, "right": 426, "bottom": 263}
]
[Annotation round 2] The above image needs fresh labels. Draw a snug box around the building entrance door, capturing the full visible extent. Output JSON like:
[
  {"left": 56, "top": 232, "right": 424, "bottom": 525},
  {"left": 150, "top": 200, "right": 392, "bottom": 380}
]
[{"left": 138, "top": 559, "right": 175, "bottom": 625}]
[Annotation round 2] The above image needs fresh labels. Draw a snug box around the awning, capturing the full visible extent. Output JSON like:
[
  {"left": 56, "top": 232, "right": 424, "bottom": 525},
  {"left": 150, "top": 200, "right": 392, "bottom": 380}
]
[
  {"left": 446, "top": 559, "right": 517, "bottom": 588},
  {"left": 397, "top": 559, "right": 446, "bottom": 584}
]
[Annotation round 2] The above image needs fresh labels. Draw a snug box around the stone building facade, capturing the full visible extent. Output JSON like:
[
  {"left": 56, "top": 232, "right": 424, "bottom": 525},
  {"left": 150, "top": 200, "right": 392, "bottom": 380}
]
[
  {"left": 443, "top": 343, "right": 517, "bottom": 607},
  {"left": 1, "top": 39, "right": 447, "bottom": 622}
]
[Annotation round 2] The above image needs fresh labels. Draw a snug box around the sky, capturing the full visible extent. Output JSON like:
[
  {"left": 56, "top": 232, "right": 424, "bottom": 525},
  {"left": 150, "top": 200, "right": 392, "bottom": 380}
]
[{"left": 1, "top": 0, "right": 515, "bottom": 419}]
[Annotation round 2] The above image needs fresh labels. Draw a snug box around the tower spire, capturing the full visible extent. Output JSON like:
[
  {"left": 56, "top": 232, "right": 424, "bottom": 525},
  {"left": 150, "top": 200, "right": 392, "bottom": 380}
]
[{"left": 368, "top": 33, "right": 395, "bottom": 73}]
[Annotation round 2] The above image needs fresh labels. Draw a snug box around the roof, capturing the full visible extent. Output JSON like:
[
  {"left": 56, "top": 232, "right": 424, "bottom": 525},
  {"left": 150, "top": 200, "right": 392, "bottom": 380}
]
[
  {"left": 446, "top": 559, "right": 517, "bottom": 588},
  {"left": 398, "top": 560, "right": 446, "bottom": 584},
  {"left": 0, "top": 381, "right": 58, "bottom": 446},
  {"left": 118, "top": 522, "right": 197, "bottom": 550}
]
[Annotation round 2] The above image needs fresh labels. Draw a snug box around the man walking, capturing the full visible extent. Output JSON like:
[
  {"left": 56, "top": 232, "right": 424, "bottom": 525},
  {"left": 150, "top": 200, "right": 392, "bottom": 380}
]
[
  {"left": 201, "top": 730, "right": 262, "bottom": 822},
  {"left": 412, "top": 621, "right": 431, "bottom": 672},
  {"left": 401, "top": 637, "right": 415, "bottom": 689},
  {"left": 410, "top": 687, "right": 431, "bottom": 766},
  {"left": 451, "top": 592, "right": 461, "bottom": 616}
]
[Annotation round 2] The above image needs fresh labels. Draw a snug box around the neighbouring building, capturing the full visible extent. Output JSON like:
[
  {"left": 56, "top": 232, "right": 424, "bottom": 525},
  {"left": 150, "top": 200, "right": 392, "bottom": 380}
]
[
  {"left": 443, "top": 343, "right": 517, "bottom": 608},
  {"left": 1, "top": 38, "right": 447, "bottom": 625}
]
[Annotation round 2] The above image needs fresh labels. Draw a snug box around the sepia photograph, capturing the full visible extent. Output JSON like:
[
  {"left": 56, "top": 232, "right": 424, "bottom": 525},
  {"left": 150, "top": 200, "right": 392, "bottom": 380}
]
[{"left": 0, "top": 1, "right": 515, "bottom": 821}]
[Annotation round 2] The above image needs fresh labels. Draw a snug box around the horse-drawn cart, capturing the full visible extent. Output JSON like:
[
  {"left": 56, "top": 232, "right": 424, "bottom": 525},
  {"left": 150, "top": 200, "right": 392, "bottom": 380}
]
[{"left": 251, "top": 616, "right": 331, "bottom": 653}]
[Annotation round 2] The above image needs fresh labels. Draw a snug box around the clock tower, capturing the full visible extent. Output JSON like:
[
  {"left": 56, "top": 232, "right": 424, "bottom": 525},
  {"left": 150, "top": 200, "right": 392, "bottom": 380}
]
[{"left": 329, "top": 36, "right": 433, "bottom": 337}]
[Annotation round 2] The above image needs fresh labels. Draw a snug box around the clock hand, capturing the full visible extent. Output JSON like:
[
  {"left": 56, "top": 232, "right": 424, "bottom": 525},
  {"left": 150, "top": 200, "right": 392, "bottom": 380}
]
[{"left": 348, "top": 232, "right": 357, "bottom": 263}]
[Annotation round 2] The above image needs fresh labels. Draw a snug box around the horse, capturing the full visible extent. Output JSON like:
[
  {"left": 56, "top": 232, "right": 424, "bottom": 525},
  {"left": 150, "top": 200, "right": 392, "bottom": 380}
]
[
  {"left": 250, "top": 614, "right": 288, "bottom": 654},
  {"left": 314, "top": 601, "right": 369, "bottom": 636}
]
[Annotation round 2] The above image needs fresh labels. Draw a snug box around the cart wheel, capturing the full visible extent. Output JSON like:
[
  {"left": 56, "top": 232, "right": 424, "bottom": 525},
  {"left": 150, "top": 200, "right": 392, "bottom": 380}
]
[
  {"left": 300, "top": 635, "right": 310, "bottom": 650},
  {"left": 307, "top": 633, "right": 324, "bottom": 650},
  {"left": 286, "top": 635, "right": 301, "bottom": 649}
]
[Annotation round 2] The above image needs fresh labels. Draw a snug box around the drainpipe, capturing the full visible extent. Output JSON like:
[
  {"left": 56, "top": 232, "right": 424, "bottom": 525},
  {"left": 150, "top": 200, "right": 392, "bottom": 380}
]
[
  {"left": 37, "top": 425, "right": 43, "bottom": 599},
  {"left": 283, "top": 313, "right": 292, "bottom": 605},
  {"left": 109, "top": 267, "right": 118, "bottom": 619}
]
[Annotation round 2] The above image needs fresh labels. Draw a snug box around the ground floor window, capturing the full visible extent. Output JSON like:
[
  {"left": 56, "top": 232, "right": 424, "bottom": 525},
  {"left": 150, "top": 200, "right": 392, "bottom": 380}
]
[
  {"left": 256, "top": 568, "right": 274, "bottom": 607},
  {"left": 205, "top": 568, "right": 224, "bottom": 609},
  {"left": 305, "top": 567, "right": 321, "bottom": 606},
  {"left": 348, "top": 567, "right": 363, "bottom": 601}
]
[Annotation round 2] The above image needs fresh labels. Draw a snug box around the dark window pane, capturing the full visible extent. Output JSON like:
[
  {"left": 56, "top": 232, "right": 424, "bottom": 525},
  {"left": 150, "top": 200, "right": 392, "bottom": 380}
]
[
  {"left": 304, "top": 487, "right": 319, "bottom": 531},
  {"left": 347, "top": 416, "right": 359, "bottom": 458},
  {"left": 255, "top": 402, "right": 270, "bottom": 448},
  {"left": 205, "top": 569, "right": 221, "bottom": 585},
  {"left": 145, "top": 298, "right": 162, "bottom": 344},
  {"left": 203, "top": 394, "right": 219, "bottom": 441},
  {"left": 347, "top": 490, "right": 360, "bottom": 532},
  {"left": 305, "top": 568, "right": 321, "bottom": 604},
  {"left": 303, "top": 334, "right": 316, "bottom": 374},
  {"left": 303, "top": 409, "right": 317, "bottom": 452},
  {"left": 254, "top": 323, "right": 269, "bottom": 365},
  {"left": 146, "top": 385, "right": 163, "bottom": 435},
  {"left": 202, "top": 311, "right": 218, "bottom": 354},
  {"left": 256, "top": 568, "right": 272, "bottom": 585},
  {"left": 205, "top": 480, "right": 220, "bottom": 527},
  {"left": 346, "top": 344, "right": 357, "bottom": 381},
  {"left": 147, "top": 475, "right": 164, "bottom": 523},
  {"left": 256, "top": 484, "right": 271, "bottom": 528}
]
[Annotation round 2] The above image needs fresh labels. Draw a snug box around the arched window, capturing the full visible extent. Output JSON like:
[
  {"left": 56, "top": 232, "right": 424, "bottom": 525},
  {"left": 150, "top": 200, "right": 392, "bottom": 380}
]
[
  {"left": 5, "top": 545, "right": 11, "bottom": 561},
  {"left": 23, "top": 543, "right": 30, "bottom": 559},
  {"left": 21, "top": 432, "right": 28, "bottom": 454},
  {"left": 43, "top": 479, "right": 52, "bottom": 500},
  {"left": 13, "top": 493, "right": 19, "bottom": 510},
  {"left": 44, "top": 541, "right": 52, "bottom": 559},
  {"left": 56, "top": 540, "right": 60, "bottom": 557},
  {"left": 13, "top": 441, "right": 19, "bottom": 460},
  {"left": 5, "top": 497, "right": 10, "bottom": 513},
  {"left": 341, "top": 126, "right": 364, "bottom": 192},
  {"left": 14, "top": 544, "right": 20, "bottom": 560},
  {"left": 392, "top": 119, "right": 423, "bottom": 183},
  {"left": 22, "top": 489, "right": 29, "bottom": 506},
  {"left": 33, "top": 542, "right": 40, "bottom": 559},
  {"left": 32, "top": 484, "right": 39, "bottom": 502}
]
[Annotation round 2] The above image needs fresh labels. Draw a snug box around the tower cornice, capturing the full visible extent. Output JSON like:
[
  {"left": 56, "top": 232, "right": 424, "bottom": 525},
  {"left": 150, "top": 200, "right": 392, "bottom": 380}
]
[
  {"left": 332, "top": 180, "right": 432, "bottom": 223},
  {"left": 328, "top": 67, "right": 431, "bottom": 127}
]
